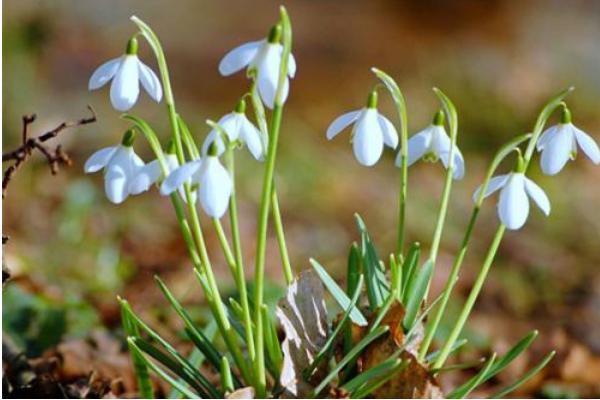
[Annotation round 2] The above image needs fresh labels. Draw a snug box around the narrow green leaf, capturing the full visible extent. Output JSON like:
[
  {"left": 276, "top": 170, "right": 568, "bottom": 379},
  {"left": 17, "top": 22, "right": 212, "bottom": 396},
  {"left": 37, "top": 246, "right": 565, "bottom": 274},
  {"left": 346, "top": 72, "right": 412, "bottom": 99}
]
[
  {"left": 310, "top": 258, "right": 367, "bottom": 326},
  {"left": 312, "top": 325, "right": 389, "bottom": 397},
  {"left": 432, "top": 358, "right": 486, "bottom": 374},
  {"left": 120, "top": 299, "right": 154, "bottom": 399},
  {"left": 483, "top": 330, "right": 538, "bottom": 382},
  {"left": 390, "top": 253, "right": 402, "bottom": 301},
  {"left": 488, "top": 351, "right": 555, "bottom": 399},
  {"left": 128, "top": 338, "right": 200, "bottom": 399},
  {"left": 347, "top": 242, "right": 361, "bottom": 296},
  {"left": 403, "top": 259, "right": 434, "bottom": 330},
  {"left": 351, "top": 359, "right": 410, "bottom": 399},
  {"left": 305, "top": 277, "right": 364, "bottom": 379},
  {"left": 262, "top": 304, "right": 283, "bottom": 375},
  {"left": 340, "top": 357, "right": 402, "bottom": 393},
  {"left": 177, "top": 115, "right": 200, "bottom": 159},
  {"left": 425, "top": 338, "right": 468, "bottom": 363},
  {"left": 220, "top": 356, "right": 234, "bottom": 393},
  {"left": 401, "top": 242, "right": 421, "bottom": 304},
  {"left": 448, "top": 353, "right": 497, "bottom": 399},
  {"left": 355, "top": 214, "right": 389, "bottom": 310}
]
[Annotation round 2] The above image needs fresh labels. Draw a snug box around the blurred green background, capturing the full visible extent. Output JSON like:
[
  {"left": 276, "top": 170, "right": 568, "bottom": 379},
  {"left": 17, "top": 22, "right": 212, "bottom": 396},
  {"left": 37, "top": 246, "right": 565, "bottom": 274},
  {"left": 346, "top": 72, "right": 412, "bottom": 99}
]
[{"left": 3, "top": 0, "right": 600, "bottom": 397}]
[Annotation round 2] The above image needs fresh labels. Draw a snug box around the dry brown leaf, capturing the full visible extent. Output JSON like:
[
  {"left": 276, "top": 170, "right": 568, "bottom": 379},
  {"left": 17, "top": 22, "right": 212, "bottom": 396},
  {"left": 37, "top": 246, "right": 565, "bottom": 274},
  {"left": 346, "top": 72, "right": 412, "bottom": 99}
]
[
  {"left": 226, "top": 386, "right": 255, "bottom": 399},
  {"left": 276, "top": 269, "right": 329, "bottom": 398}
]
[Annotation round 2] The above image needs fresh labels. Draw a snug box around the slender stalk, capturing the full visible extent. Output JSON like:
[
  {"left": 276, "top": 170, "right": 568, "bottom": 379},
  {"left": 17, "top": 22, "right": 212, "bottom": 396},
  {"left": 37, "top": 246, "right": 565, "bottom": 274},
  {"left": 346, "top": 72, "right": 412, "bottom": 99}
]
[
  {"left": 225, "top": 146, "right": 256, "bottom": 360},
  {"left": 271, "top": 187, "right": 293, "bottom": 284},
  {"left": 253, "top": 8, "right": 293, "bottom": 396},
  {"left": 212, "top": 217, "right": 237, "bottom": 275}
]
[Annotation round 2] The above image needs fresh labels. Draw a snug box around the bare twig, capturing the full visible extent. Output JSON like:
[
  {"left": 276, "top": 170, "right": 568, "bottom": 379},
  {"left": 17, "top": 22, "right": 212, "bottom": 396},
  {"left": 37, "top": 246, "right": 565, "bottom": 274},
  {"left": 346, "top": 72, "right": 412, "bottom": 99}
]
[{"left": 2, "top": 106, "right": 97, "bottom": 198}]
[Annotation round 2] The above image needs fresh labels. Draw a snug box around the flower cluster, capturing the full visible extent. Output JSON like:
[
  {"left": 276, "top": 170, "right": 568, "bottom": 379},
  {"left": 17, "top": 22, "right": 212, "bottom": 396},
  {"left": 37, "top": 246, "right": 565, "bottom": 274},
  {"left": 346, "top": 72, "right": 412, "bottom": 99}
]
[{"left": 85, "top": 26, "right": 295, "bottom": 217}]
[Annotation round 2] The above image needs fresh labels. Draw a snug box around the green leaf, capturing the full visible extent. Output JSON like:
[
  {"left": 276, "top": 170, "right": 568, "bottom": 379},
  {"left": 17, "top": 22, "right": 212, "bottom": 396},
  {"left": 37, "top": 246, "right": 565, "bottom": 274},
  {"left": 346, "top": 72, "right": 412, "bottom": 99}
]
[
  {"left": 133, "top": 336, "right": 212, "bottom": 398},
  {"left": 447, "top": 353, "right": 497, "bottom": 399},
  {"left": 312, "top": 325, "right": 389, "bottom": 397},
  {"left": 122, "top": 114, "right": 168, "bottom": 171},
  {"left": 403, "top": 259, "right": 434, "bottom": 330},
  {"left": 309, "top": 258, "right": 367, "bottom": 326},
  {"left": 401, "top": 242, "right": 421, "bottom": 304},
  {"left": 390, "top": 253, "right": 402, "bottom": 300},
  {"left": 425, "top": 338, "right": 468, "bottom": 363},
  {"left": 355, "top": 214, "right": 389, "bottom": 310},
  {"left": 128, "top": 338, "right": 200, "bottom": 399},
  {"left": 347, "top": 242, "right": 361, "bottom": 296},
  {"left": 340, "top": 357, "right": 403, "bottom": 393},
  {"left": 371, "top": 68, "right": 407, "bottom": 112},
  {"left": 351, "top": 358, "right": 410, "bottom": 399},
  {"left": 177, "top": 115, "right": 200, "bottom": 159},
  {"left": 220, "top": 356, "right": 234, "bottom": 393},
  {"left": 305, "top": 277, "right": 364, "bottom": 379},
  {"left": 262, "top": 304, "right": 283, "bottom": 376},
  {"left": 488, "top": 351, "right": 555, "bottom": 399}
]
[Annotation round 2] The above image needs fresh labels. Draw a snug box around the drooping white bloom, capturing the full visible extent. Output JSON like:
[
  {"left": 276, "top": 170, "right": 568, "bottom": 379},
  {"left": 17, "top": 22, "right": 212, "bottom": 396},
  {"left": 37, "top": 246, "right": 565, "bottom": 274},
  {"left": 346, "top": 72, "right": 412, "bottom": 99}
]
[
  {"left": 396, "top": 111, "right": 465, "bottom": 180},
  {"left": 536, "top": 109, "right": 600, "bottom": 175},
  {"left": 326, "top": 92, "right": 398, "bottom": 167},
  {"left": 84, "top": 131, "right": 144, "bottom": 204},
  {"left": 218, "top": 25, "right": 296, "bottom": 109},
  {"left": 201, "top": 102, "right": 266, "bottom": 160},
  {"left": 160, "top": 154, "right": 232, "bottom": 218},
  {"left": 88, "top": 37, "right": 162, "bottom": 111},
  {"left": 473, "top": 172, "right": 550, "bottom": 230}
]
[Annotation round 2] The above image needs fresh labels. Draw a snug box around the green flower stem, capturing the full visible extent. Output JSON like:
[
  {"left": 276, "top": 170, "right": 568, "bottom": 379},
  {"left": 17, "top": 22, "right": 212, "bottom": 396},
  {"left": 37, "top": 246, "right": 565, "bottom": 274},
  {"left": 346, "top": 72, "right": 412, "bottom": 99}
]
[
  {"left": 211, "top": 218, "right": 237, "bottom": 275},
  {"left": 432, "top": 88, "right": 573, "bottom": 369},
  {"left": 225, "top": 146, "right": 256, "bottom": 361},
  {"left": 249, "top": 77, "right": 293, "bottom": 283},
  {"left": 252, "top": 7, "right": 292, "bottom": 396},
  {"left": 271, "top": 187, "right": 294, "bottom": 284}
]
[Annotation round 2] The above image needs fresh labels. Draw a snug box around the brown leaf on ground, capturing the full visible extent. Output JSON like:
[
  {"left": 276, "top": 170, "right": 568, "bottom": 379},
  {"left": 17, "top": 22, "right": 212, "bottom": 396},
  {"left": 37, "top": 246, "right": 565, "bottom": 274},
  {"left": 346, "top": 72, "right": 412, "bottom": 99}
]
[
  {"left": 226, "top": 386, "right": 255, "bottom": 399},
  {"left": 276, "top": 269, "right": 329, "bottom": 398}
]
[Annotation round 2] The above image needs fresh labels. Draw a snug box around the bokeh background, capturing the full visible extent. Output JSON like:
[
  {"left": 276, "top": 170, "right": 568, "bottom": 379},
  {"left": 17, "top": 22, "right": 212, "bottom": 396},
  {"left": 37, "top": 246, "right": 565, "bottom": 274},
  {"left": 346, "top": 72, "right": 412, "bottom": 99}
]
[{"left": 3, "top": 0, "right": 600, "bottom": 397}]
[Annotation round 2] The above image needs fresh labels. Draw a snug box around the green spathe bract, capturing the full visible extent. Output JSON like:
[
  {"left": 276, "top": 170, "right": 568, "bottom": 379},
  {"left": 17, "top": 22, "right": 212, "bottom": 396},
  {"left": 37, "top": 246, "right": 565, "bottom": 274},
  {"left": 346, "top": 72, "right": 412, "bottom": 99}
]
[{"left": 81, "top": 8, "right": 585, "bottom": 399}]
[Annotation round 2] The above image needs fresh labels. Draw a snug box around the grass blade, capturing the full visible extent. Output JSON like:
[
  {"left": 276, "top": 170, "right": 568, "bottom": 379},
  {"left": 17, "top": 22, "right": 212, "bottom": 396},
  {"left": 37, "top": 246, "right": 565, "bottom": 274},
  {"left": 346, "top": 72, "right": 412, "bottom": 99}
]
[
  {"left": 351, "top": 359, "right": 410, "bottom": 398},
  {"left": 355, "top": 214, "right": 389, "bottom": 310},
  {"left": 347, "top": 242, "right": 361, "bottom": 296},
  {"left": 447, "top": 353, "right": 497, "bottom": 399},
  {"left": 488, "top": 351, "right": 555, "bottom": 399},
  {"left": 340, "top": 357, "right": 403, "bottom": 393},
  {"left": 401, "top": 242, "right": 421, "bottom": 304},
  {"left": 310, "top": 258, "right": 367, "bottom": 326},
  {"left": 312, "top": 325, "right": 389, "bottom": 397},
  {"left": 425, "top": 338, "right": 468, "bottom": 363},
  {"left": 403, "top": 260, "right": 434, "bottom": 330}
]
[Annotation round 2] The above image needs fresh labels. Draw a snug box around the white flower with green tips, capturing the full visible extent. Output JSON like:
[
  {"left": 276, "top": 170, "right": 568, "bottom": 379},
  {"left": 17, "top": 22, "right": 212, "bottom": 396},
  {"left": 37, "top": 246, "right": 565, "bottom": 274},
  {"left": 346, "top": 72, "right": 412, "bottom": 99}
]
[
  {"left": 89, "top": 37, "right": 162, "bottom": 111},
  {"left": 84, "top": 129, "right": 145, "bottom": 204},
  {"left": 201, "top": 100, "right": 266, "bottom": 161},
  {"left": 160, "top": 145, "right": 232, "bottom": 218},
  {"left": 473, "top": 166, "right": 550, "bottom": 230},
  {"left": 219, "top": 24, "right": 296, "bottom": 109},
  {"left": 397, "top": 110, "right": 465, "bottom": 180},
  {"left": 326, "top": 91, "right": 398, "bottom": 167},
  {"left": 537, "top": 107, "right": 600, "bottom": 175}
]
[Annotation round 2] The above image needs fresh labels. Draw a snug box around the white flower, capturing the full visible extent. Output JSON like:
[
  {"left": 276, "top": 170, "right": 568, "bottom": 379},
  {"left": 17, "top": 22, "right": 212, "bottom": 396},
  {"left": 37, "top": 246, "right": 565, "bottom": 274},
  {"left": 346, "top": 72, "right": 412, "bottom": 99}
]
[
  {"left": 536, "top": 119, "right": 600, "bottom": 176},
  {"left": 326, "top": 92, "right": 398, "bottom": 167},
  {"left": 473, "top": 172, "right": 550, "bottom": 230},
  {"left": 201, "top": 104, "right": 266, "bottom": 161},
  {"left": 218, "top": 26, "right": 296, "bottom": 109},
  {"left": 84, "top": 132, "right": 144, "bottom": 204},
  {"left": 88, "top": 37, "right": 162, "bottom": 111},
  {"left": 160, "top": 155, "right": 232, "bottom": 218},
  {"left": 396, "top": 112, "right": 465, "bottom": 180}
]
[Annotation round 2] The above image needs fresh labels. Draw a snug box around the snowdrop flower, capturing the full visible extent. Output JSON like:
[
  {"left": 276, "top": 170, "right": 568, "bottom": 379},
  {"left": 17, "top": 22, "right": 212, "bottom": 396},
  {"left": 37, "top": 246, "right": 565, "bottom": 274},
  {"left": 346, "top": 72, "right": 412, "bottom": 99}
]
[
  {"left": 201, "top": 100, "right": 266, "bottom": 160},
  {"left": 326, "top": 91, "right": 399, "bottom": 167},
  {"left": 89, "top": 37, "right": 162, "bottom": 111},
  {"left": 536, "top": 107, "right": 600, "bottom": 175},
  {"left": 218, "top": 24, "right": 296, "bottom": 109},
  {"left": 397, "top": 110, "right": 465, "bottom": 180},
  {"left": 84, "top": 129, "right": 145, "bottom": 204},
  {"left": 160, "top": 144, "right": 232, "bottom": 218},
  {"left": 473, "top": 162, "right": 550, "bottom": 230}
]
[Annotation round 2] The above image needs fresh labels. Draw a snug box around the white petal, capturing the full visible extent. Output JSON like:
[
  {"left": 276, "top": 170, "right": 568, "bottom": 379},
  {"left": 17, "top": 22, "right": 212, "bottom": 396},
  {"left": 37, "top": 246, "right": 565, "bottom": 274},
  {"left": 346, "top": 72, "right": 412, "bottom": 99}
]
[
  {"left": 451, "top": 148, "right": 466, "bottom": 180},
  {"left": 524, "top": 177, "right": 551, "bottom": 216},
  {"left": 110, "top": 55, "right": 140, "bottom": 111},
  {"left": 103, "top": 147, "right": 133, "bottom": 204},
  {"left": 257, "top": 44, "right": 287, "bottom": 109},
  {"left": 240, "top": 117, "right": 265, "bottom": 160},
  {"left": 377, "top": 114, "right": 399, "bottom": 149},
  {"left": 498, "top": 173, "right": 529, "bottom": 230},
  {"left": 137, "top": 60, "right": 163, "bottom": 102},
  {"left": 201, "top": 130, "right": 227, "bottom": 157},
  {"left": 288, "top": 52, "right": 297, "bottom": 78},
  {"left": 431, "top": 126, "right": 451, "bottom": 157},
  {"left": 217, "top": 113, "right": 242, "bottom": 141},
  {"left": 397, "top": 127, "right": 433, "bottom": 167},
  {"left": 536, "top": 125, "right": 558, "bottom": 151},
  {"left": 84, "top": 146, "right": 117, "bottom": 173},
  {"left": 218, "top": 40, "right": 263, "bottom": 76},
  {"left": 352, "top": 110, "right": 384, "bottom": 167},
  {"left": 88, "top": 57, "right": 121, "bottom": 90},
  {"left": 540, "top": 129, "right": 573, "bottom": 175},
  {"left": 160, "top": 160, "right": 202, "bottom": 195},
  {"left": 573, "top": 126, "right": 600, "bottom": 164},
  {"left": 198, "top": 157, "right": 232, "bottom": 218},
  {"left": 326, "top": 110, "right": 361, "bottom": 140},
  {"left": 472, "top": 174, "right": 509, "bottom": 202},
  {"left": 129, "top": 159, "right": 162, "bottom": 195}
]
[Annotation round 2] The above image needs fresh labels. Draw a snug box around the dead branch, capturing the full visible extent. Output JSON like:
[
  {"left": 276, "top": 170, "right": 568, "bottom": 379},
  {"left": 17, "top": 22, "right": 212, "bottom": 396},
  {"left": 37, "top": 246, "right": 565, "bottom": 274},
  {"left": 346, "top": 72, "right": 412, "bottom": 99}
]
[{"left": 2, "top": 106, "right": 97, "bottom": 198}]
